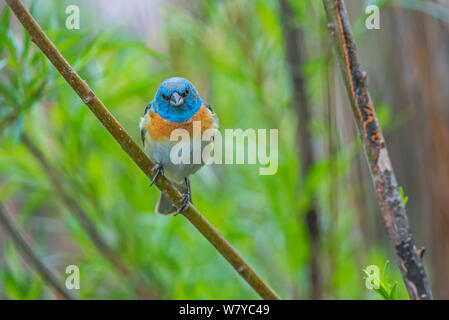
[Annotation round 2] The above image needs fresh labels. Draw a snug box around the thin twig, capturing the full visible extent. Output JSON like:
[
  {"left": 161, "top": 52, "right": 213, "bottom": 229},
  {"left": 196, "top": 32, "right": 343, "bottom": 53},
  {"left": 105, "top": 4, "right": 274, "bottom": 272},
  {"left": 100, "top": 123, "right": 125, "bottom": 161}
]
[
  {"left": 21, "top": 133, "right": 160, "bottom": 299},
  {"left": 322, "top": 0, "right": 433, "bottom": 299},
  {"left": 0, "top": 202, "right": 75, "bottom": 300},
  {"left": 5, "top": 0, "right": 280, "bottom": 300}
]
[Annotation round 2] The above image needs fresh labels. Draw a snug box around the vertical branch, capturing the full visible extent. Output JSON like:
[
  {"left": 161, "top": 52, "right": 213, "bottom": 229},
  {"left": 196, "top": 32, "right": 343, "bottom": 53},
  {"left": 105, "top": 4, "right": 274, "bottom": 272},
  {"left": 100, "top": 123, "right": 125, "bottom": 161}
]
[
  {"left": 322, "top": 0, "right": 433, "bottom": 299},
  {"left": 0, "top": 203, "right": 75, "bottom": 300},
  {"left": 323, "top": 33, "right": 340, "bottom": 297},
  {"left": 279, "top": 0, "right": 322, "bottom": 299}
]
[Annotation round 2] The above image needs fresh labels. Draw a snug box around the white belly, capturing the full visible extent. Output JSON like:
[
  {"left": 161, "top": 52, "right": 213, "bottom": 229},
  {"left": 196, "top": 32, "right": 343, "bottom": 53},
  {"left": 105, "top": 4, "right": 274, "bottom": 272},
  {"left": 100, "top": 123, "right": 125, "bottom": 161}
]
[{"left": 144, "top": 137, "right": 213, "bottom": 184}]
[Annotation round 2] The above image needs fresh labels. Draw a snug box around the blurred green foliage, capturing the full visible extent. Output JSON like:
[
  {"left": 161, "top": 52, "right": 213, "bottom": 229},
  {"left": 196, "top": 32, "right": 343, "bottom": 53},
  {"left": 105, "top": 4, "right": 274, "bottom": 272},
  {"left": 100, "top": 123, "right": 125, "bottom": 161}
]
[{"left": 0, "top": 0, "right": 409, "bottom": 299}]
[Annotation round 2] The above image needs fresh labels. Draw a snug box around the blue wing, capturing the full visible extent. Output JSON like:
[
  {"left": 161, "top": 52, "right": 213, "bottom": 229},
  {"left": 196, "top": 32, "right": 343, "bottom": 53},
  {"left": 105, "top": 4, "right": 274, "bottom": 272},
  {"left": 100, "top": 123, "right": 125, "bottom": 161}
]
[
  {"left": 204, "top": 100, "right": 213, "bottom": 113},
  {"left": 141, "top": 102, "right": 153, "bottom": 145},
  {"left": 143, "top": 102, "right": 152, "bottom": 116}
]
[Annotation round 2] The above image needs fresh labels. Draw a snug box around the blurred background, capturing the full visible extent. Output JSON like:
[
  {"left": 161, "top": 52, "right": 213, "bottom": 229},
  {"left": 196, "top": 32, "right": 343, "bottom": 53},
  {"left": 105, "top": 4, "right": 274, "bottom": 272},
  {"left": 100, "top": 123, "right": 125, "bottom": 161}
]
[{"left": 0, "top": 0, "right": 447, "bottom": 299}]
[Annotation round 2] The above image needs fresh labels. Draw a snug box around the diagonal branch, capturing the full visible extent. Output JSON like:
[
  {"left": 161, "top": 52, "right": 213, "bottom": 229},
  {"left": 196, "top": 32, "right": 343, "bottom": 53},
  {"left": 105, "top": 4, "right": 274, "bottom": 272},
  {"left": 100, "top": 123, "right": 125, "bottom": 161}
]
[
  {"left": 0, "top": 202, "right": 75, "bottom": 300},
  {"left": 5, "top": 0, "right": 280, "bottom": 300},
  {"left": 322, "top": 0, "right": 433, "bottom": 299}
]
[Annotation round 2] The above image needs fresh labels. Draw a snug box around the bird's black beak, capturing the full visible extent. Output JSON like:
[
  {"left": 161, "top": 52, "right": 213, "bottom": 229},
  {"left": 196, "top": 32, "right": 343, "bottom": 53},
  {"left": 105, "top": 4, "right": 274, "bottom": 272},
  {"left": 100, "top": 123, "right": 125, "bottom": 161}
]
[{"left": 170, "top": 92, "right": 184, "bottom": 107}]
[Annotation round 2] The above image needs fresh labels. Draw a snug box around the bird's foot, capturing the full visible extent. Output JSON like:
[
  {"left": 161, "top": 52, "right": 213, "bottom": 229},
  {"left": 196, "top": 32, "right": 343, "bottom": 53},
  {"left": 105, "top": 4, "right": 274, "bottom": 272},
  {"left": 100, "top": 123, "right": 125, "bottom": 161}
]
[
  {"left": 150, "top": 163, "right": 164, "bottom": 187},
  {"left": 175, "top": 178, "right": 192, "bottom": 215},
  {"left": 175, "top": 193, "right": 190, "bottom": 215}
]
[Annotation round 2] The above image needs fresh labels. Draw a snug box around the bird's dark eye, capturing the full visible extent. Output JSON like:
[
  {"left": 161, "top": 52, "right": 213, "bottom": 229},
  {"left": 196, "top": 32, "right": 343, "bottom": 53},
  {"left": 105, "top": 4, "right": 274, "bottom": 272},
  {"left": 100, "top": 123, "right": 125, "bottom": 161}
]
[
  {"left": 182, "top": 88, "right": 189, "bottom": 97},
  {"left": 161, "top": 93, "right": 168, "bottom": 101}
]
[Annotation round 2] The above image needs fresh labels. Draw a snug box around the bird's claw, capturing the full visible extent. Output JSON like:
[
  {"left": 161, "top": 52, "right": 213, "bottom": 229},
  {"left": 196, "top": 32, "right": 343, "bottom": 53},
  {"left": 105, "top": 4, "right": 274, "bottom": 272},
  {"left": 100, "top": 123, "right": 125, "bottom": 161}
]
[
  {"left": 175, "top": 193, "right": 191, "bottom": 215},
  {"left": 175, "top": 178, "right": 192, "bottom": 215},
  {"left": 150, "top": 163, "right": 164, "bottom": 187}
]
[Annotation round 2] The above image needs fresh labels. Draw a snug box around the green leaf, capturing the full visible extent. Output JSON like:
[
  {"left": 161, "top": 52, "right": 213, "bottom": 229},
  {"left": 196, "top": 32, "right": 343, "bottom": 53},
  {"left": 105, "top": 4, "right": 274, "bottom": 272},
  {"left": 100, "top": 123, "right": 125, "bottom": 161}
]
[
  {"left": 0, "top": 8, "right": 11, "bottom": 54},
  {"left": 11, "top": 113, "right": 24, "bottom": 146},
  {"left": 363, "top": 261, "right": 401, "bottom": 300},
  {"left": 399, "top": 186, "right": 408, "bottom": 207}
]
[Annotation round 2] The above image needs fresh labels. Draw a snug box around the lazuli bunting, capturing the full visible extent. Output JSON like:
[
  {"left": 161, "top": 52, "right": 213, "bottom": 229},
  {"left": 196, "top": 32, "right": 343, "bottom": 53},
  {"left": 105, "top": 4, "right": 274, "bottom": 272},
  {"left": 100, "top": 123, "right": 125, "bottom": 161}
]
[{"left": 140, "top": 77, "right": 218, "bottom": 214}]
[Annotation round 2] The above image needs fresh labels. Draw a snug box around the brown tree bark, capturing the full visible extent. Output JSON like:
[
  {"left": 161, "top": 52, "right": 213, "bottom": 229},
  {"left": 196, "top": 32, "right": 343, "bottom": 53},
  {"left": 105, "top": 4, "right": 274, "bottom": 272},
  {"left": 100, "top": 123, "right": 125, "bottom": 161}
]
[{"left": 322, "top": 0, "right": 433, "bottom": 300}]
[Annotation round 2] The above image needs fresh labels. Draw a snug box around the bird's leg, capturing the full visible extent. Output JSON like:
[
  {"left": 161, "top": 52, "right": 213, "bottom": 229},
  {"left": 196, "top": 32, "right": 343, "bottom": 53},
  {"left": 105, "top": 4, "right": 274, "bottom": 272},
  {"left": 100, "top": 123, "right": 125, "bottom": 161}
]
[
  {"left": 150, "top": 163, "right": 164, "bottom": 187},
  {"left": 185, "top": 177, "right": 192, "bottom": 204},
  {"left": 175, "top": 177, "right": 191, "bottom": 215}
]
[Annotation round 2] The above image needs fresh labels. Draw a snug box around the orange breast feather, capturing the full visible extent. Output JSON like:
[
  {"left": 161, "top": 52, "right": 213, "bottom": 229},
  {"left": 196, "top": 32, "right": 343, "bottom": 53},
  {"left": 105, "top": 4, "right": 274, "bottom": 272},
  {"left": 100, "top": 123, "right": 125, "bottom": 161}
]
[{"left": 146, "top": 104, "right": 214, "bottom": 141}]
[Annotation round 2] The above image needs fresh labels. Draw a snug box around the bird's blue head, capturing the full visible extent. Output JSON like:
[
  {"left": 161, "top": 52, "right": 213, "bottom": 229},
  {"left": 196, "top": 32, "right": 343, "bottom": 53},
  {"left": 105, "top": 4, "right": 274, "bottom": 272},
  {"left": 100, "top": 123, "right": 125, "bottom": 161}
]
[{"left": 152, "top": 77, "right": 202, "bottom": 123}]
